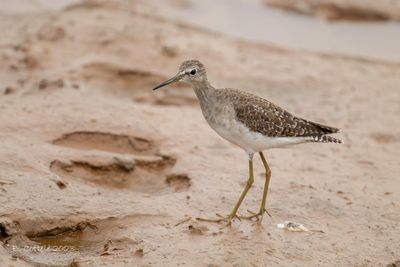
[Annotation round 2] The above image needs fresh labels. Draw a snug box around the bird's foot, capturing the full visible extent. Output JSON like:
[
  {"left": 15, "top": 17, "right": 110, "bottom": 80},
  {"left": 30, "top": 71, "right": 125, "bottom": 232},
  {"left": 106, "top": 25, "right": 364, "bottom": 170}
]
[
  {"left": 196, "top": 213, "right": 241, "bottom": 227},
  {"left": 240, "top": 209, "right": 271, "bottom": 222}
]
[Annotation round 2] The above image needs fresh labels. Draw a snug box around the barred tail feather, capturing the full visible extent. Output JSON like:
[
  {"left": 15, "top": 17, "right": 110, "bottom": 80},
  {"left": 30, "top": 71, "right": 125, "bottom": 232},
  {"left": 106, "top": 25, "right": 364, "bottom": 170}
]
[{"left": 308, "top": 135, "right": 342, "bottom": 144}]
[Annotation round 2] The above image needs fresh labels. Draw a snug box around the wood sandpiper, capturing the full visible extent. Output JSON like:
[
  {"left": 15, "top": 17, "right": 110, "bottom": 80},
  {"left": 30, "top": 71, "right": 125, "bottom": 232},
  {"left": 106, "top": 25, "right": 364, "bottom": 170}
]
[{"left": 153, "top": 60, "right": 342, "bottom": 226}]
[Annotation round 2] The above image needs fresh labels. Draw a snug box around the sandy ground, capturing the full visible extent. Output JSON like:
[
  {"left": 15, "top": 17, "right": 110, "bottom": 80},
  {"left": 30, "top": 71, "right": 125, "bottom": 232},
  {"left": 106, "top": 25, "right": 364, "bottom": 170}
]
[
  {"left": 0, "top": 0, "right": 400, "bottom": 266},
  {"left": 264, "top": 0, "right": 400, "bottom": 21}
]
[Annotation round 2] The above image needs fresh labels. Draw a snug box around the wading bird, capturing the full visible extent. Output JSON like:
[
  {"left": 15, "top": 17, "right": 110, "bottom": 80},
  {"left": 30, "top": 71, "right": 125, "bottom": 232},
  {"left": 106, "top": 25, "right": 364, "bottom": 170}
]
[{"left": 153, "top": 60, "right": 341, "bottom": 226}]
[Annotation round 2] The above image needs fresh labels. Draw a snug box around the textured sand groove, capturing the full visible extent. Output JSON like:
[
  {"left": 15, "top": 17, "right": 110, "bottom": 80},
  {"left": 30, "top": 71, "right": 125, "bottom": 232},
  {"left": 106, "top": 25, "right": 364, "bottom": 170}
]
[
  {"left": 264, "top": 0, "right": 400, "bottom": 22},
  {"left": 53, "top": 131, "right": 157, "bottom": 156},
  {"left": 1, "top": 217, "right": 149, "bottom": 267},
  {"left": 79, "top": 62, "right": 164, "bottom": 93},
  {"left": 52, "top": 132, "right": 191, "bottom": 193},
  {"left": 50, "top": 156, "right": 190, "bottom": 193},
  {"left": 78, "top": 62, "right": 197, "bottom": 106}
]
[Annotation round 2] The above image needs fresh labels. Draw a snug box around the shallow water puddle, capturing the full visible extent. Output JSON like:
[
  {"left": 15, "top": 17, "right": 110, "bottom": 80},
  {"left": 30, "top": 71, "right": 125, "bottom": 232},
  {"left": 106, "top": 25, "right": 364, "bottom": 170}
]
[
  {"left": 165, "top": 0, "right": 400, "bottom": 62},
  {"left": 30, "top": 227, "right": 99, "bottom": 252},
  {"left": 2, "top": 226, "right": 101, "bottom": 266}
]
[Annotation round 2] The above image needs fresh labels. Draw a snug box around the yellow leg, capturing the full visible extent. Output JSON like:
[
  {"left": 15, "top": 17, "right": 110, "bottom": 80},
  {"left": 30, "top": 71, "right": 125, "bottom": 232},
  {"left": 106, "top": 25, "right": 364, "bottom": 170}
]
[
  {"left": 197, "top": 157, "right": 254, "bottom": 226},
  {"left": 242, "top": 152, "right": 272, "bottom": 222},
  {"left": 226, "top": 158, "right": 254, "bottom": 224}
]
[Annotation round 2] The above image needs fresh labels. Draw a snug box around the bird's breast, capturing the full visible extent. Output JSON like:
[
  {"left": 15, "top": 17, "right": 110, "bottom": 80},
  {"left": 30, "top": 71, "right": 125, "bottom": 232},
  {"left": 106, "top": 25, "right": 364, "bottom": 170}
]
[
  {"left": 203, "top": 105, "right": 251, "bottom": 147},
  {"left": 202, "top": 104, "right": 234, "bottom": 127}
]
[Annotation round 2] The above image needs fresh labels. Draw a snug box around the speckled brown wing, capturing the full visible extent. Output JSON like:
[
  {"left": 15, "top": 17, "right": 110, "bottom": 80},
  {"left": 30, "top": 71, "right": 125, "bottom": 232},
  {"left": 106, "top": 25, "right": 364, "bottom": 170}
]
[{"left": 223, "top": 89, "right": 339, "bottom": 137}]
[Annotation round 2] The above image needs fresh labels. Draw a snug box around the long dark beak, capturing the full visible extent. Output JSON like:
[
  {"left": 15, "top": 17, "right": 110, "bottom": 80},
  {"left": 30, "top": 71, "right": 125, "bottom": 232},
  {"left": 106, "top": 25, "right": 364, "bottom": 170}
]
[{"left": 153, "top": 72, "right": 183, "bottom": 90}]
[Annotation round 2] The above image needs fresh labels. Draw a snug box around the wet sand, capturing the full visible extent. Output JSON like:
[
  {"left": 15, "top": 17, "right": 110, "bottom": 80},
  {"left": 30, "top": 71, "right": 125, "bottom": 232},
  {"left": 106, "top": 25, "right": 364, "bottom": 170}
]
[
  {"left": 264, "top": 0, "right": 400, "bottom": 22},
  {"left": 0, "top": 0, "right": 399, "bottom": 266},
  {"left": 153, "top": 0, "right": 400, "bottom": 62}
]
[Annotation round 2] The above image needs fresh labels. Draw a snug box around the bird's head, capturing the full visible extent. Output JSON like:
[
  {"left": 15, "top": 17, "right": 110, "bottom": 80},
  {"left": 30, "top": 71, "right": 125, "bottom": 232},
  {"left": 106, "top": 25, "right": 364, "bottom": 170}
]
[{"left": 153, "top": 60, "right": 207, "bottom": 90}]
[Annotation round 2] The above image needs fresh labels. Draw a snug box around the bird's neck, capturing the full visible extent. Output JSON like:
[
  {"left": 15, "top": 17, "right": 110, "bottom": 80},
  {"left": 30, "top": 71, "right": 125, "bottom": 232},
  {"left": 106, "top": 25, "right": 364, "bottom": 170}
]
[{"left": 192, "top": 80, "right": 215, "bottom": 106}]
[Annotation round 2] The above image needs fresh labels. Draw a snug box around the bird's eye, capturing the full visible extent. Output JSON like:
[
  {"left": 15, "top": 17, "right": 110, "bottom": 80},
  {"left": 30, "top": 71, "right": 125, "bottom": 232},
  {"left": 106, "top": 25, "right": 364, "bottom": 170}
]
[{"left": 189, "top": 69, "right": 197, "bottom": 75}]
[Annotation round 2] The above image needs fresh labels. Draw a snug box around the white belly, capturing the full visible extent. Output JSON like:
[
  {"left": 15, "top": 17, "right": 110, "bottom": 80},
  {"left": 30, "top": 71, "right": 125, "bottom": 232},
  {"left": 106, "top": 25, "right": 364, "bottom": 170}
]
[
  {"left": 208, "top": 120, "right": 309, "bottom": 154},
  {"left": 201, "top": 101, "right": 309, "bottom": 154}
]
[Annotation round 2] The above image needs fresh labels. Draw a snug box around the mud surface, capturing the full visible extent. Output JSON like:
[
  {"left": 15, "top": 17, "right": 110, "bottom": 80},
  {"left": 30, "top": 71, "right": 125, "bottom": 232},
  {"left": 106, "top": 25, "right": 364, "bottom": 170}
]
[
  {"left": 264, "top": 0, "right": 400, "bottom": 21},
  {"left": 0, "top": 0, "right": 399, "bottom": 266}
]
